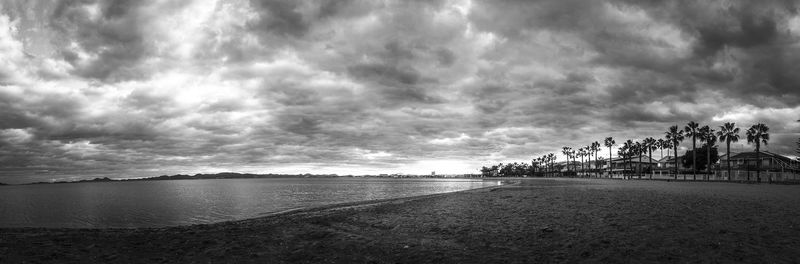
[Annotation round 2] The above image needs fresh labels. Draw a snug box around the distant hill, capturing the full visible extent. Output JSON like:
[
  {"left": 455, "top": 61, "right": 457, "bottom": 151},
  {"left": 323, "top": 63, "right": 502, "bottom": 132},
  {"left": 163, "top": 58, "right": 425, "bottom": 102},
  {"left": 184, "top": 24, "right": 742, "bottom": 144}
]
[
  {"left": 126, "top": 172, "right": 339, "bottom": 181},
  {"left": 23, "top": 173, "right": 340, "bottom": 185},
  {"left": 27, "top": 177, "right": 116, "bottom": 185}
]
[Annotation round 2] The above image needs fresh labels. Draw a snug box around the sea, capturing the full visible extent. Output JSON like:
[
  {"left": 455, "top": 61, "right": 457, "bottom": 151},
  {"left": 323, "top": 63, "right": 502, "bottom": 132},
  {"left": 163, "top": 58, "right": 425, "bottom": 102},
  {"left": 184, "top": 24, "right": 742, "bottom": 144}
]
[{"left": 0, "top": 177, "right": 499, "bottom": 228}]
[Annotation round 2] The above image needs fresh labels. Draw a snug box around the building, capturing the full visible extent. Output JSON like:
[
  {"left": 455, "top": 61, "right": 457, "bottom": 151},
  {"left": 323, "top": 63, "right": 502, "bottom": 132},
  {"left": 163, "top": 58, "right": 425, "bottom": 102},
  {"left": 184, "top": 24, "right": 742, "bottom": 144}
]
[
  {"left": 717, "top": 151, "right": 799, "bottom": 172},
  {"left": 602, "top": 155, "right": 659, "bottom": 174},
  {"left": 657, "top": 156, "right": 674, "bottom": 169},
  {"left": 715, "top": 151, "right": 800, "bottom": 182}
]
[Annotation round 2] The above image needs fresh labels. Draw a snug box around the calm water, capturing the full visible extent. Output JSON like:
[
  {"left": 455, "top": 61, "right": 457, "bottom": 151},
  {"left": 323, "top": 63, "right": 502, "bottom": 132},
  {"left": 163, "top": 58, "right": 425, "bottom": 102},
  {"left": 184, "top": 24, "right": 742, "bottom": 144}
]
[{"left": 0, "top": 178, "right": 498, "bottom": 228}]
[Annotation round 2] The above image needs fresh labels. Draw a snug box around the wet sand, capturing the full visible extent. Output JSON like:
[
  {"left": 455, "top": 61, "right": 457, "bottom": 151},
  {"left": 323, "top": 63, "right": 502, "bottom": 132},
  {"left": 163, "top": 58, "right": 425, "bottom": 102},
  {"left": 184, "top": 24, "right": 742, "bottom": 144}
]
[{"left": 2, "top": 178, "right": 800, "bottom": 263}]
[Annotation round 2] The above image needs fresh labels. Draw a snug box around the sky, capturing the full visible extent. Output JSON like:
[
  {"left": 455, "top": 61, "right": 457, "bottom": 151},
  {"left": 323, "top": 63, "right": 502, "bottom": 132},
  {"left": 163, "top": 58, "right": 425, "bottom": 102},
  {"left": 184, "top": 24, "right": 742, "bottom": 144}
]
[{"left": 0, "top": 0, "right": 799, "bottom": 183}]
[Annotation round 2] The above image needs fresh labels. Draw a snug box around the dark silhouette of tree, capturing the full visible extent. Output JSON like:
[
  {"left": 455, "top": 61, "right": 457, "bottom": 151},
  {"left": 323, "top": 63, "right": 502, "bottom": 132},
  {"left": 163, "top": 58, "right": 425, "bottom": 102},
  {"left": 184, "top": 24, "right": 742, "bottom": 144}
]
[
  {"left": 699, "top": 125, "right": 717, "bottom": 180},
  {"left": 604, "top": 137, "right": 615, "bottom": 178},
  {"left": 681, "top": 145, "right": 718, "bottom": 173},
  {"left": 684, "top": 121, "right": 700, "bottom": 181},
  {"left": 562, "top": 147, "right": 572, "bottom": 175},
  {"left": 657, "top": 138, "right": 665, "bottom": 160},
  {"left": 716, "top": 122, "right": 740, "bottom": 182},
  {"left": 644, "top": 137, "right": 657, "bottom": 179},
  {"left": 663, "top": 139, "right": 673, "bottom": 158},
  {"left": 591, "top": 141, "right": 601, "bottom": 178},
  {"left": 625, "top": 140, "right": 634, "bottom": 179},
  {"left": 570, "top": 149, "right": 577, "bottom": 176},
  {"left": 617, "top": 144, "right": 626, "bottom": 179},
  {"left": 578, "top": 147, "right": 585, "bottom": 177},
  {"left": 746, "top": 123, "right": 770, "bottom": 183},
  {"left": 666, "top": 125, "right": 685, "bottom": 180},
  {"left": 596, "top": 156, "right": 605, "bottom": 174},
  {"left": 634, "top": 141, "right": 643, "bottom": 179},
  {"left": 619, "top": 140, "right": 633, "bottom": 179},
  {"left": 479, "top": 121, "right": 780, "bottom": 184}
]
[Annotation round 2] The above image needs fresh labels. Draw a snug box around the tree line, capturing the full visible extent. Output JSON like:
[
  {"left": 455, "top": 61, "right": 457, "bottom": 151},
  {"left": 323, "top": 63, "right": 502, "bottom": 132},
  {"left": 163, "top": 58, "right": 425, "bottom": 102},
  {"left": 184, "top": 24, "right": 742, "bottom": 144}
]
[{"left": 480, "top": 122, "right": 773, "bottom": 182}]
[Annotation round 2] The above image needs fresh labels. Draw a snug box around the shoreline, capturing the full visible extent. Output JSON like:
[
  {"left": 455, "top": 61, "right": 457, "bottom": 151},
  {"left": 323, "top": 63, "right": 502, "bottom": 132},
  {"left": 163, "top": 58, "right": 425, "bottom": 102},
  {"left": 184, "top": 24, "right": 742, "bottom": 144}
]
[
  {"left": 0, "top": 179, "right": 514, "bottom": 231},
  {"left": 2, "top": 178, "right": 800, "bottom": 263},
  {"left": 4, "top": 175, "right": 490, "bottom": 186},
  {"left": 232, "top": 179, "right": 516, "bottom": 230}
]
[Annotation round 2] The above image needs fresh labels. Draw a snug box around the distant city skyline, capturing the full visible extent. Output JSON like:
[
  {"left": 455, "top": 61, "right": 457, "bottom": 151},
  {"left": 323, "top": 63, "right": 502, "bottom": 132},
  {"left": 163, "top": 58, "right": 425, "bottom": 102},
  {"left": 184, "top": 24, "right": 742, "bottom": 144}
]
[{"left": 0, "top": 1, "right": 799, "bottom": 183}]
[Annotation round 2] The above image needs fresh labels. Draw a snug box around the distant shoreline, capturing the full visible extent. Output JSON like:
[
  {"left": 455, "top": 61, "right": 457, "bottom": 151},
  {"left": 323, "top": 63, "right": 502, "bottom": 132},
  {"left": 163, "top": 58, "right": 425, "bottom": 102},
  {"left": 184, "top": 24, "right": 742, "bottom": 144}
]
[{"left": 8, "top": 172, "right": 484, "bottom": 186}]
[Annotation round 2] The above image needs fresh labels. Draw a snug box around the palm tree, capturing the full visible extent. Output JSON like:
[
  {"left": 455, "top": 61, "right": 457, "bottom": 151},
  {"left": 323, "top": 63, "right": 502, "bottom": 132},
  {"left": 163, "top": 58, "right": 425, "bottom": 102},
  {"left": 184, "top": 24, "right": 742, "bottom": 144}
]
[
  {"left": 581, "top": 146, "right": 591, "bottom": 176},
  {"left": 546, "top": 155, "right": 552, "bottom": 177},
  {"left": 576, "top": 147, "right": 582, "bottom": 177},
  {"left": 584, "top": 146, "right": 591, "bottom": 177},
  {"left": 631, "top": 141, "right": 640, "bottom": 179},
  {"left": 562, "top": 147, "right": 572, "bottom": 176},
  {"left": 716, "top": 122, "right": 740, "bottom": 182},
  {"left": 570, "top": 149, "right": 577, "bottom": 176},
  {"left": 657, "top": 138, "right": 665, "bottom": 159},
  {"left": 699, "top": 126, "right": 717, "bottom": 180},
  {"left": 644, "top": 137, "right": 657, "bottom": 179},
  {"left": 665, "top": 125, "right": 685, "bottom": 180},
  {"left": 578, "top": 148, "right": 584, "bottom": 177},
  {"left": 618, "top": 143, "right": 628, "bottom": 179},
  {"left": 587, "top": 145, "right": 594, "bottom": 177},
  {"left": 589, "top": 141, "right": 600, "bottom": 178},
  {"left": 746, "top": 123, "right": 770, "bottom": 183},
  {"left": 684, "top": 121, "right": 700, "bottom": 181},
  {"left": 587, "top": 145, "right": 593, "bottom": 177},
  {"left": 540, "top": 156, "right": 546, "bottom": 177},
  {"left": 604, "top": 137, "right": 615, "bottom": 178},
  {"left": 541, "top": 156, "right": 546, "bottom": 176},
  {"left": 625, "top": 140, "right": 634, "bottom": 179}
]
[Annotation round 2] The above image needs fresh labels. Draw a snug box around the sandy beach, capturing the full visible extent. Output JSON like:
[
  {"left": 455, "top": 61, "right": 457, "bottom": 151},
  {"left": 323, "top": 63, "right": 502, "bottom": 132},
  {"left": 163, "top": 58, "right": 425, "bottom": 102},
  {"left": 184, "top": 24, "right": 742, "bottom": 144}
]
[{"left": 2, "top": 178, "right": 800, "bottom": 263}]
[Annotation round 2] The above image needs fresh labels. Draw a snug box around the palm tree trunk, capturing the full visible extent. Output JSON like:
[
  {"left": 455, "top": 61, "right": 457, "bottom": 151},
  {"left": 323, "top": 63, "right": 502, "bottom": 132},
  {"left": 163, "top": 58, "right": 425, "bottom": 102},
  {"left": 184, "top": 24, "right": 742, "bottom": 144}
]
[
  {"left": 649, "top": 150, "right": 653, "bottom": 179},
  {"left": 674, "top": 145, "right": 678, "bottom": 180},
  {"left": 692, "top": 135, "right": 696, "bottom": 181},
  {"left": 609, "top": 147, "right": 612, "bottom": 178},
  {"left": 595, "top": 150, "right": 599, "bottom": 178},
  {"left": 727, "top": 141, "right": 731, "bottom": 181},
  {"left": 597, "top": 150, "right": 600, "bottom": 178},
  {"left": 628, "top": 155, "right": 631, "bottom": 180},
  {"left": 638, "top": 154, "right": 642, "bottom": 179},
  {"left": 706, "top": 141, "right": 711, "bottom": 181},
  {"left": 756, "top": 143, "right": 761, "bottom": 183}
]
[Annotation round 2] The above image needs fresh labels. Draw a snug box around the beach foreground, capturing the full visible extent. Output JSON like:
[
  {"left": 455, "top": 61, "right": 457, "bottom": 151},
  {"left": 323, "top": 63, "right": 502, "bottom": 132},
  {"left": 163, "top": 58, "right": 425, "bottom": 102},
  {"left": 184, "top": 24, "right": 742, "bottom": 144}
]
[{"left": 2, "top": 178, "right": 800, "bottom": 263}]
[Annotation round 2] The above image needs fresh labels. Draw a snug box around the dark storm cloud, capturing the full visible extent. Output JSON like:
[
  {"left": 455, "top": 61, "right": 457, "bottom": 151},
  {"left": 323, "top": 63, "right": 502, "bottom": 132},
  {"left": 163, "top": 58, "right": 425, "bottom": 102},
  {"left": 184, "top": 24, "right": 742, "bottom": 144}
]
[
  {"left": 666, "top": 1, "right": 800, "bottom": 106},
  {"left": 344, "top": 40, "right": 449, "bottom": 105},
  {"left": 469, "top": 0, "right": 800, "bottom": 107},
  {"left": 247, "top": 0, "right": 309, "bottom": 38},
  {"left": 49, "top": 0, "right": 150, "bottom": 81},
  {"left": 618, "top": 1, "right": 800, "bottom": 106}
]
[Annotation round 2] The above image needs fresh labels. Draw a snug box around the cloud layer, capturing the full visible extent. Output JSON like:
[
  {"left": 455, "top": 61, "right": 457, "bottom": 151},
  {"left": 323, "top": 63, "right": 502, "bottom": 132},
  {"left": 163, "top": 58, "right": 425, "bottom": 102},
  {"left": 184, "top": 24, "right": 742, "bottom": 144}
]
[{"left": 0, "top": 0, "right": 798, "bottom": 183}]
